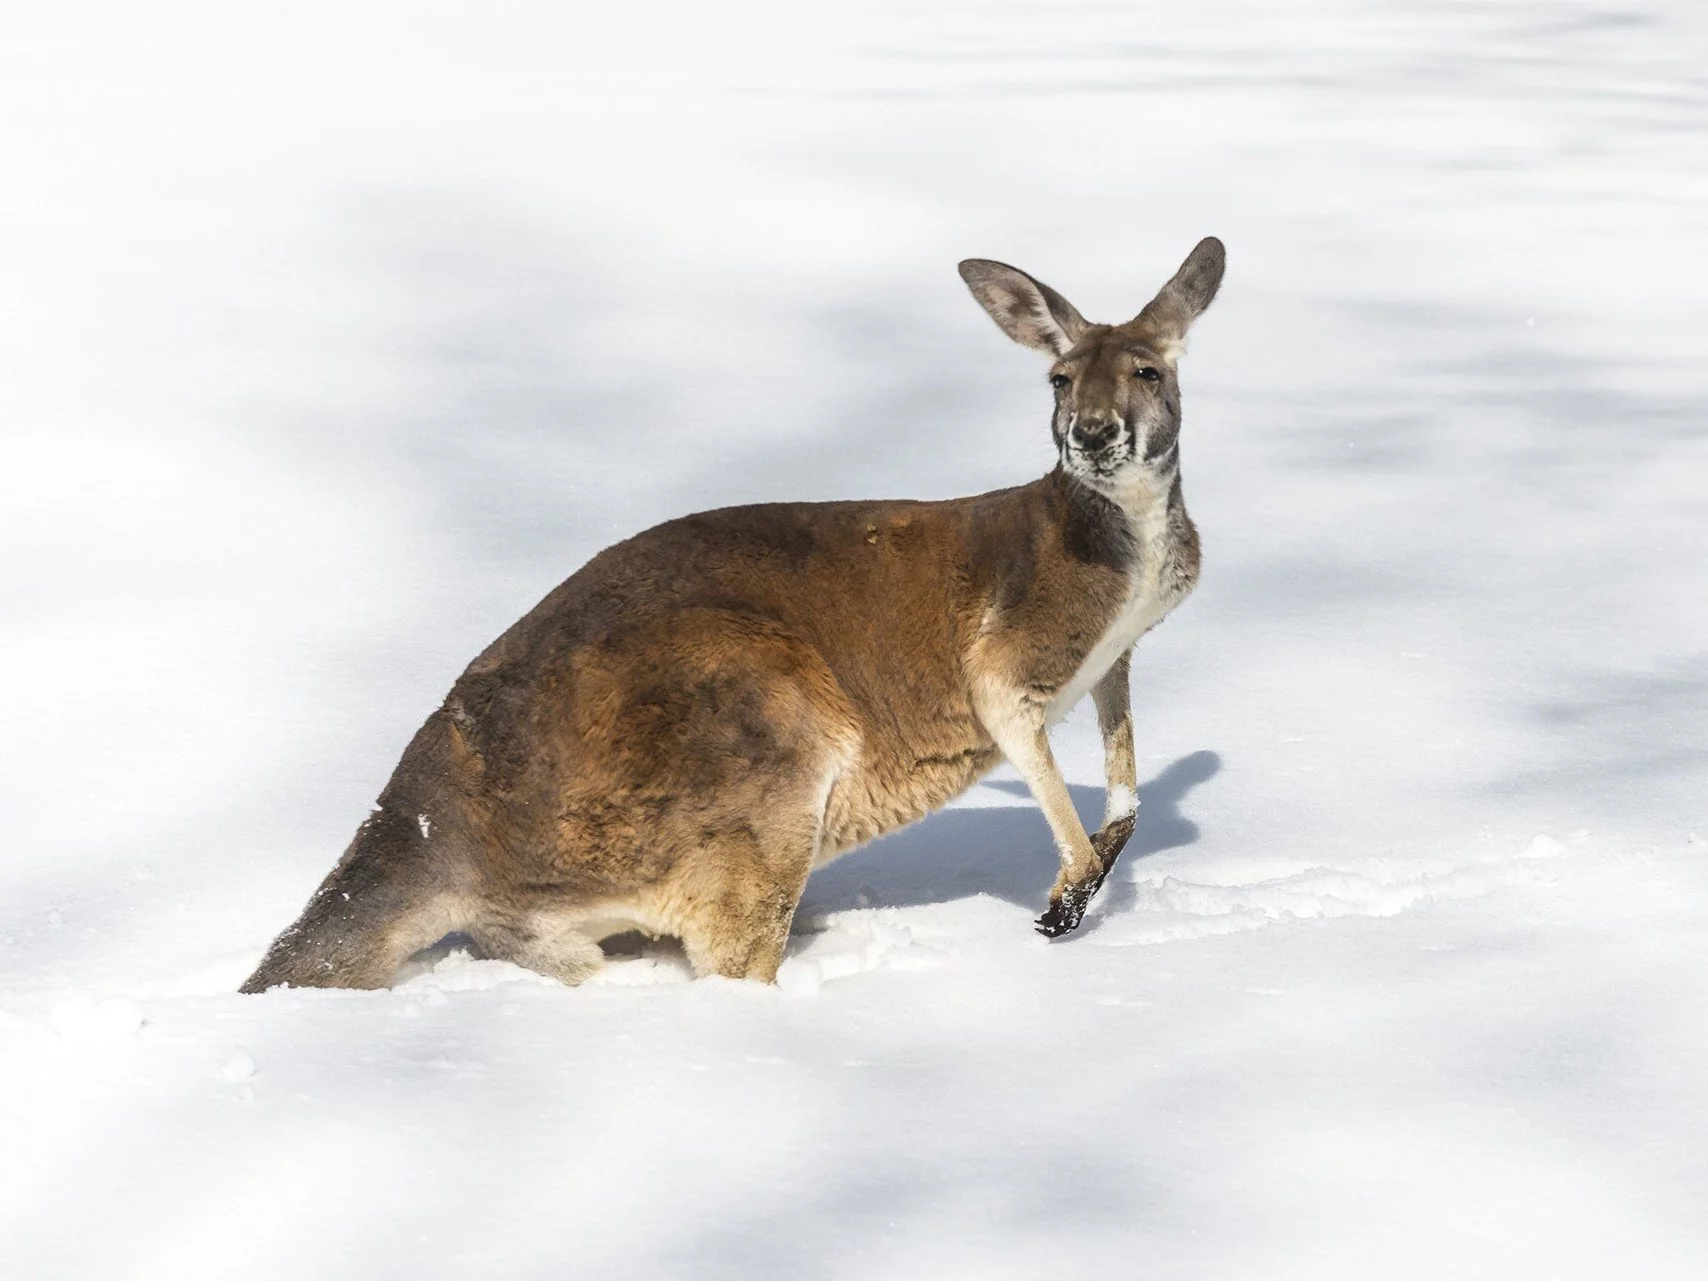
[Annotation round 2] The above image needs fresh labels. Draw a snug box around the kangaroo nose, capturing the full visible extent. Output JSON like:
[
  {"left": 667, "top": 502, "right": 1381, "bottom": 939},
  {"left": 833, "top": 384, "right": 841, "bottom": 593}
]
[{"left": 1072, "top": 418, "right": 1119, "bottom": 450}]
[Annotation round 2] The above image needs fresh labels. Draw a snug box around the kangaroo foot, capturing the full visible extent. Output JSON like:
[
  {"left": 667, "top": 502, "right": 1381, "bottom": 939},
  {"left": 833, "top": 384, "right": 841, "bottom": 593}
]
[{"left": 1034, "top": 813, "right": 1136, "bottom": 938}]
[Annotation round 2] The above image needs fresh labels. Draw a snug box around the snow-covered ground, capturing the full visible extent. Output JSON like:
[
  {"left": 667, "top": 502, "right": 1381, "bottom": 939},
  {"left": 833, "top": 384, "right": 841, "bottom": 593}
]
[{"left": 4, "top": 2, "right": 1706, "bottom": 1276}]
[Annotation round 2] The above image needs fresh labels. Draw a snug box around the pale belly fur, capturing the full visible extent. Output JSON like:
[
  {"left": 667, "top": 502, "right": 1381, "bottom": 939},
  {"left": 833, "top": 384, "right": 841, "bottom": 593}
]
[
  {"left": 1046, "top": 586, "right": 1175, "bottom": 724},
  {"left": 816, "top": 741, "right": 1001, "bottom": 863}
]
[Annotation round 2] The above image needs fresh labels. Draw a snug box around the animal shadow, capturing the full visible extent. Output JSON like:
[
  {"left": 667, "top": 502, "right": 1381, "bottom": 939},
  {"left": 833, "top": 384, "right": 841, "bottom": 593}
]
[{"left": 799, "top": 749, "right": 1220, "bottom": 926}]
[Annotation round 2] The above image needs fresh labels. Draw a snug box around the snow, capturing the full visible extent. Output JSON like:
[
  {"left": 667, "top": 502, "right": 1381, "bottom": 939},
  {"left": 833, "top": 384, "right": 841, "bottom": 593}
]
[{"left": 3, "top": 1, "right": 1706, "bottom": 1277}]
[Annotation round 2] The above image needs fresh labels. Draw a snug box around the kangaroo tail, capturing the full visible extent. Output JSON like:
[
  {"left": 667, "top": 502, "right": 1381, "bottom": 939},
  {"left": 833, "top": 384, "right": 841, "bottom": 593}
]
[{"left": 240, "top": 713, "right": 477, "bottom": 993}]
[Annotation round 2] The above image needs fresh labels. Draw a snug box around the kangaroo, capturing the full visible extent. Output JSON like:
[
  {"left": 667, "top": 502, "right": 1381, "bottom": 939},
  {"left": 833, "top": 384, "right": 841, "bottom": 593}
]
[{"left": 239, "top": 237, "right": 1225, "bottom": 993}]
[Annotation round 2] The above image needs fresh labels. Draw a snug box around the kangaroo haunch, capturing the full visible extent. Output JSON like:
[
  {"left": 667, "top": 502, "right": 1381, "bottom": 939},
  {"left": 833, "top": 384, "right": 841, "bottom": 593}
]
[{"left": 240, "top": 237, "right": 1226, "bottom": 993}]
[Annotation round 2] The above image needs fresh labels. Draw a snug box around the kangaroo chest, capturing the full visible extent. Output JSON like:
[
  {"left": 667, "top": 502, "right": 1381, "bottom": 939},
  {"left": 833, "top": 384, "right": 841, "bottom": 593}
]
[{"left": 1046, "top": 483, "right": 1192, "bottom": 724}]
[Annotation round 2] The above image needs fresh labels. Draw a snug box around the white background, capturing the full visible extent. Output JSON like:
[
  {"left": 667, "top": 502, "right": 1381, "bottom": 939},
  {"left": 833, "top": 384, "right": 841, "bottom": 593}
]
[{"left": 3, "top": 2, "right": 1706, "bottom": 1277}]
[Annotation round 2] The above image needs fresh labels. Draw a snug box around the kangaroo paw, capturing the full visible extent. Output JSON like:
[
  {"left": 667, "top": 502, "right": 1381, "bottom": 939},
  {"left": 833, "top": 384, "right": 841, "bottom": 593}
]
[
  {"left": 1035, "top": 876, "right": 1100, "bottom": 937},
  {"left": 1034, "top": 814, "right": 1136, "bottom": 938},
  {"left": 1091, "top": 812, "right": 1136, "bottom": 880}
]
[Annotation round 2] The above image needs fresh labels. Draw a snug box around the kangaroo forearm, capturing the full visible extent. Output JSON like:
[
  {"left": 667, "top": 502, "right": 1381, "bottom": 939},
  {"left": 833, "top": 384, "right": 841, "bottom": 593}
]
[{"left": 1091, "top": 651, "right": 1137, "bottom": 825}]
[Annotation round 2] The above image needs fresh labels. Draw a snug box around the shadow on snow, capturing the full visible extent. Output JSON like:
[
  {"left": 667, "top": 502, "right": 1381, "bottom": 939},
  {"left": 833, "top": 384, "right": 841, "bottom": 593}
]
[{"left": 800, "top": 749, "right": 1221, "bottom": 922}]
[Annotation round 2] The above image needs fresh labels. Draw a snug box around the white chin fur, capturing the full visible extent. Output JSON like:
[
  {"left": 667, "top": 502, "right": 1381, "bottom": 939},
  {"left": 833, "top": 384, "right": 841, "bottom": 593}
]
[
  {"left": 1065, "top": 442, "right": 1140, "bottom": 486},
  {"left": 1065, "top": 443, "right": 1177, "bottom": 516}
]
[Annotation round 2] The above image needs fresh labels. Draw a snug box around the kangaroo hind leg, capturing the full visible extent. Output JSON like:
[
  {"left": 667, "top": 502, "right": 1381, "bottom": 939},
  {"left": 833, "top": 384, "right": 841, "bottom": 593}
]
[
  {"left": 666, "top": 801, "right": 825, "bottom": 984},
  {"left": 575, "top": 611, "right": 854, "bottom": 983},
  {"left": 468, "top": 916, "right": 606, "bottom": 987}
]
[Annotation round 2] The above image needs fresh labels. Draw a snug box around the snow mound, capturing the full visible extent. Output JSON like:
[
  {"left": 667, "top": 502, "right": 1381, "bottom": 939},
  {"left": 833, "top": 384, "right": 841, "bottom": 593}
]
[
  {"left": 777, "top": 910, "right": 951, "bottom": 995},
  {"left": 593, "top": 952, "right": 697, "bottom": 986},
  {"left": 217, "top": 1047, "right": 257, "bottom": 1081},
  {"left": 1100, "top": 835, "right": 1570, "bottom": 946},
  {"left": 129, "top": 954, "right": 263, "bottom": 999},
  {"left": 394, "top": 948, "right": 565, "bottom": 993},
  {"left": 46, "top": 994, "right": 144, "bottom": 1042}
]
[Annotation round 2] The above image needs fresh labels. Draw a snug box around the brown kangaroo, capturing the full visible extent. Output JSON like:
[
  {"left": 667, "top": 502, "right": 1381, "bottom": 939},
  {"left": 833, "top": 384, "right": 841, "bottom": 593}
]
[{"left": 240, "top": 237, "right": 1225, "bottom": 993}]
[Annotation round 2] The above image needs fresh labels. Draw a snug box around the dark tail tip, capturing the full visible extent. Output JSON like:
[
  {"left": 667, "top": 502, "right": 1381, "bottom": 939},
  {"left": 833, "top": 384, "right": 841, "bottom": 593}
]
[{"left": 239, "top": 807, "right": 447, "bottom": 993}]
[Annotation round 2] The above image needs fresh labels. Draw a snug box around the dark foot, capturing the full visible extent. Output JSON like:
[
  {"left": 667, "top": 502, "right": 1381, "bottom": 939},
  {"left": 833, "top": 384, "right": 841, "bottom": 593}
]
[
  {"left": 1092, "top": 812, "right": 1136, "bottom": 882},
  {"left": 1033, "top": 814, "right": 1136, "bottom": 939},
  {"left": 1035, "top": 878, "right": 1098, "bottom": 937}
]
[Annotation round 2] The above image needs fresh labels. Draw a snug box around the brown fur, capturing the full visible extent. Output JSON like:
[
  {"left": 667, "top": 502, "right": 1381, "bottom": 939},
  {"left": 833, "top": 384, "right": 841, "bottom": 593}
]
[{"left": 240, "top": 237, "right": 1225, "bottom": 992}]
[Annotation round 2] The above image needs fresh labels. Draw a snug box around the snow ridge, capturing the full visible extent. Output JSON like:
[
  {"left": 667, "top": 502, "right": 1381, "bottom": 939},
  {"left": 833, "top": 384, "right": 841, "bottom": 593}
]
[{"left": 1099, "top": 836, "right": 1570, "bottom": 946}]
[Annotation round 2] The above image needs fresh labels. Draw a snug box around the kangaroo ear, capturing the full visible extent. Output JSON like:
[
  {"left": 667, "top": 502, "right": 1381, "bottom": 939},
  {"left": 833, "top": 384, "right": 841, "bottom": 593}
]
[
  {"left": 958, "top": 259, "right": 1090, "bottom": 358},
  {"left": 1133, "top": 237, "right": 1225, "bottom": 349}
]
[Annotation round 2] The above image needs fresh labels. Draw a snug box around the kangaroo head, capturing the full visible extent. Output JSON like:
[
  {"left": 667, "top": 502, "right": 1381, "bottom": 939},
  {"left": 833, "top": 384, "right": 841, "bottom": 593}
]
[{"left": 958, "top": 237, "right": 1225, "bottom": 490}]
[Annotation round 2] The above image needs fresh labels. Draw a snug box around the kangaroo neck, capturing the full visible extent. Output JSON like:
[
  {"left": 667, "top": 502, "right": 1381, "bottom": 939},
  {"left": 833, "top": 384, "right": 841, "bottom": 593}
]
[{"left": 1047, "top": 464, "right": 1138, "bottom": 573}]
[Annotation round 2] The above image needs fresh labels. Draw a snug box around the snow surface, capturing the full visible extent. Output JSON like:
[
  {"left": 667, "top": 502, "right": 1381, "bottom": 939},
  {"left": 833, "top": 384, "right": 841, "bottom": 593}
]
[{"left": 3, "top": 1, "right": 1707, "bottom": 1277}]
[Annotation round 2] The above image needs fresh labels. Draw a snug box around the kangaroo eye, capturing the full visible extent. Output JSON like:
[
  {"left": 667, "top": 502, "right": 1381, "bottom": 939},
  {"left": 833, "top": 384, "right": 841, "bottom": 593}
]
[
  {"left": 1135, "top": 366, "right": 1161, "bottom": 382},
  {"left": 1049, "top": 373, "right": 1070, "bottom": 389}
]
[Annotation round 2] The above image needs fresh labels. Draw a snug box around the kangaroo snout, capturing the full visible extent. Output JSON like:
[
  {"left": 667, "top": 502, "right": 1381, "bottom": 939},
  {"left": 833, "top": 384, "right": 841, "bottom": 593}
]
[{"left": 1070, "top": 417, "right": 1123, "bottom": 451}]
